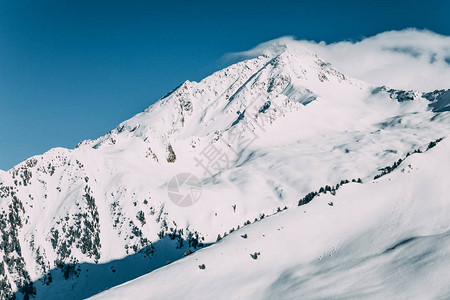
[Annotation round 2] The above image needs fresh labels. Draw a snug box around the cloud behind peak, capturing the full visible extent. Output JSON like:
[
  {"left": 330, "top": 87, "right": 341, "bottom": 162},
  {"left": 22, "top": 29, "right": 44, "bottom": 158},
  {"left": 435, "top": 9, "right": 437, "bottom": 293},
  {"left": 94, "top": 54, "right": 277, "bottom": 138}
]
[{"left": 228, "top": 29, "right": 450, "bottom": 91}]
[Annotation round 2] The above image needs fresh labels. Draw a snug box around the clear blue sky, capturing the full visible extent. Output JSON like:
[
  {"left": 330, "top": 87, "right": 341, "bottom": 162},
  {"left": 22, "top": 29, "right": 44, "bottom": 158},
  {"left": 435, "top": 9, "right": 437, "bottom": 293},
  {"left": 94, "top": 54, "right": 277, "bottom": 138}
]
[{"left": 0, "top": 0, "right": 448, "bottom": 170}]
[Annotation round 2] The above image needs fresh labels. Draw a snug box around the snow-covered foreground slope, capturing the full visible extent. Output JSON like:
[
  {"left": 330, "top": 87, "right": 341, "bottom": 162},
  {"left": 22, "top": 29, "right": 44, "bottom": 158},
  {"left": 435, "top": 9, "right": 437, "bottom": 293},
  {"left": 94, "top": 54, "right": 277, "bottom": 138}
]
[
  {"left": 0, "top": 40, "right": 449, "bottom": 299},
  {"left": 92, "top": 138, "right": 450, "bottom": 300}
]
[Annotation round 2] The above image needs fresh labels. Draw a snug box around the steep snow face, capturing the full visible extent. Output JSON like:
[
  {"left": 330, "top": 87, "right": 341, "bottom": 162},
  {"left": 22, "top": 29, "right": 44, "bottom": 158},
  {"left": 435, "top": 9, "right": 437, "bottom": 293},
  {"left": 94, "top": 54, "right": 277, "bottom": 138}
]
[
  {"left": 91, "top": 138, "right": 450, "bottom": 300},
  {"left": 0, "top": 43, "right": 449, "bottom": 299}
]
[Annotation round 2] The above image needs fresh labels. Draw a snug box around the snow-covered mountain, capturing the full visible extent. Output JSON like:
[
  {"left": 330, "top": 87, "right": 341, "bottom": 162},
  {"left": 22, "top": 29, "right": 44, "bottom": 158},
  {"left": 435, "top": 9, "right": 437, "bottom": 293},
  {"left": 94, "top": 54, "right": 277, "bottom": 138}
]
[{"left": 0, "top": 41, "right": 449, "bottom": 299}]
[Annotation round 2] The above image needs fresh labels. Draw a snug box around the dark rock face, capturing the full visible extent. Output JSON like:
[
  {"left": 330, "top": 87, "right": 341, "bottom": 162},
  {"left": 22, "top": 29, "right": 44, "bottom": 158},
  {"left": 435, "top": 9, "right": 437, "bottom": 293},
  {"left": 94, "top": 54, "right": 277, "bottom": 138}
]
[
  {"left": 372, "top": 86, "right": 450, "bottom": 113},
  {"left": 423, "top": 89, "right": 450, "bottom": 112},
  {"left": 372, "top": 86, "right": 416, "bottom": 102}
]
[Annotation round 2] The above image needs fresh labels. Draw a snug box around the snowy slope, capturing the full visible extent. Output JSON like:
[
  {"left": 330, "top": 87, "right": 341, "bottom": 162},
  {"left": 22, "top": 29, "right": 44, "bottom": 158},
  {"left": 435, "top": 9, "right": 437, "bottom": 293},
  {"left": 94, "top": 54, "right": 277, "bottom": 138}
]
[
  {"left": 0, "top": 41, "right": 449, "bottom": 299},
  {"left": 92, "top": 138, "right": 450, "bottom": 300}
]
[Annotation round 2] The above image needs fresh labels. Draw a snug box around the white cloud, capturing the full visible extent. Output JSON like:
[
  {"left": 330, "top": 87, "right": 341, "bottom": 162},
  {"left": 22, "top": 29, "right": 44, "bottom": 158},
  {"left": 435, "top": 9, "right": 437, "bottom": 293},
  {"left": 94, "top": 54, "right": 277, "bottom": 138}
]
[{"left": 227, "top": 29, "right": 450, "bottom": 91}]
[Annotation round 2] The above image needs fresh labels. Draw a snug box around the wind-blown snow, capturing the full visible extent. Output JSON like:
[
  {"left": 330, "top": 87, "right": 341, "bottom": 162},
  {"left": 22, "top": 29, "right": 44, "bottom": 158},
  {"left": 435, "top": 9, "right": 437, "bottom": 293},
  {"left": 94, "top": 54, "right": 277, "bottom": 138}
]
[{"left": 229, "top": 29, "right": 450, "bottom": 91}]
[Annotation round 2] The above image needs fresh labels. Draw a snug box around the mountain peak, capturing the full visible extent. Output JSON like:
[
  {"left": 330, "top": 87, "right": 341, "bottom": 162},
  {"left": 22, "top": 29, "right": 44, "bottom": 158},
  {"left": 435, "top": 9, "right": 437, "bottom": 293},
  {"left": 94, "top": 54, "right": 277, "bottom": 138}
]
[
  {"left": 232, "top": 36, "right": 314, "bottom": 60},
  {"left": 85, "top": 43, "right": 367, "bottom": 150}
]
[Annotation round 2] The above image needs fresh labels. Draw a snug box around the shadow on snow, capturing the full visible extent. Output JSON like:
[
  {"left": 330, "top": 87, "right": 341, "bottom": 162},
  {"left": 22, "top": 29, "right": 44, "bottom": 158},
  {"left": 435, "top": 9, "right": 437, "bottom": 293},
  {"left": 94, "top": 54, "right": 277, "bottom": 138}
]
[{"left": 15, "top": 235, "right": 211, "bottom": 300}]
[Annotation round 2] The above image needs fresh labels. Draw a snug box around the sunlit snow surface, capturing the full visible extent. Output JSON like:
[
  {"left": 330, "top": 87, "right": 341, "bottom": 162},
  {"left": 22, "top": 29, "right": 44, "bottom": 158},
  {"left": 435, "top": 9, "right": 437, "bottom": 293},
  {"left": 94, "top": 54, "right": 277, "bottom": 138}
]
[
  {"left": 92, "top": 139, "right": 450, "bottom": 300},
  {"left": 1, "top": 42, "right": 449, "bottom": 299}
]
